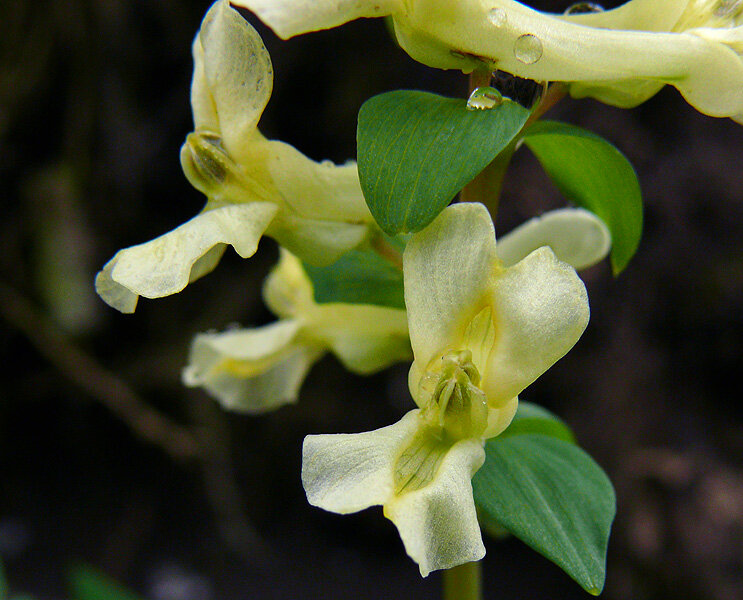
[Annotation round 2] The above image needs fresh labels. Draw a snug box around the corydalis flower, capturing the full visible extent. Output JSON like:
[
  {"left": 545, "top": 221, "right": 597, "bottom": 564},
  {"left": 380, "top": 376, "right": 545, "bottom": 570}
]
[
  {"left": 234, "top": 0, "right": 743, "bottom": 121},
  {"left": 95, "top": 0, "right": 373, "bottom": 313},
  {"left": 182, "top": 249, "right": 411, "bottom": 412},
  {"left": 301, "top": 202, "right": 590, "bottom": 576}
]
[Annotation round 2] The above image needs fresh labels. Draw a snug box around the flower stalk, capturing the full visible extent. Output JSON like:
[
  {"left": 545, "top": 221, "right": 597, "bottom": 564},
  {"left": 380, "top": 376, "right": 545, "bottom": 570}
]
[{"left": 443, "top": 560, "right": 482, "bottom": 600}]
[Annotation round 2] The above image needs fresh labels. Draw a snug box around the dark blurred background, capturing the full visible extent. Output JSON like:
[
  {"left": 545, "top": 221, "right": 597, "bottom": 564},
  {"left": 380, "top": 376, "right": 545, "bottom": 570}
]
[{"left": 1, "top": 1, "right": 742, "bottom": 598}]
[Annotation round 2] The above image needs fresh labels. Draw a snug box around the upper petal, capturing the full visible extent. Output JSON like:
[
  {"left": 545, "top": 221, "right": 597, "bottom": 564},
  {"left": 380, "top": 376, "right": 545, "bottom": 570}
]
[
  {"left": 95, "top": 202, "right": 277, "bottom": 313},
  {"left": 404, "top": 203, "right": 500, "bottom": 373},
  {"left": 231, "top": 0, "right": 402, "bottom": 39},
  {"left": 258, "top": 139, "right": 373, "bottom": 224},
  {"left": 495, "top": 208, "right": 611, "bottom": 270},
  {"left": 197, "top": 0, "right": 273, "bottom": 163},
  {"left": 302, "top": 409, "right": 420, "bottom": 514},
  {"left": 482, "top": 246, "right": 590, "bottom": 406},
  {"left": 384, "top": 437, "right": 486, "bottom": 577},
  {"left": 395, "top": 0, "right": 743, "bottom": 119}
]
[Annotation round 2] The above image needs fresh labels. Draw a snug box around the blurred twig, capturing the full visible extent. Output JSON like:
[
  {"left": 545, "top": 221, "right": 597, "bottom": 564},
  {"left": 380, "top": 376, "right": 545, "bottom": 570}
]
[{"left": 0, "top": 280, "right": 201, "bottom": 461}]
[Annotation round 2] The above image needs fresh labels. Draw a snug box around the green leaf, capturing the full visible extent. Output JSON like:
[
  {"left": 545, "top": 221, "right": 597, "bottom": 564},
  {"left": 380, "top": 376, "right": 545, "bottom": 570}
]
[
  {"left": 502, "top": 401, "right": 576, "bottom": 443},
  {"left": 357, "top": 90, "right": 530, "bottom": 235},
  {"left": 522, "top": 121, "right": 643, "bottom": 274},
  {"left": 68, "top": 565, "right": 142, "bottom": 600},
  {"left": 473, "top": 435, "right": 615, "bottom": 595},
  {"left": 302, "top": 247, "right": 405, "bottom": 309}
]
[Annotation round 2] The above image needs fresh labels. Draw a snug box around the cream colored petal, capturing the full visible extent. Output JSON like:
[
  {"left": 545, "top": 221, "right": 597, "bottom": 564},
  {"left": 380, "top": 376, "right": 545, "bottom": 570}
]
[
  {"left": 395, "top": 0, "right": 743, "bottom": 119},
  {"left": 199, "top": 0, "right": 273, "bottom": 163},
  {"left": 384, "top": 438, "right": 486, "bottom": 577},
  {"left": 404, "top": 203, "right": 500, "bottom": 372},
  {"left": 496, "top": 208, "right": 611, "bottom": 270},
  {"left": 258, "top": 139, "right": 373, "bottom": 223},
  {"left": 231, "top": 0, "right": 401, "bottom": 39},
  {"left": 182, "top": 319, "right": 321, "bottom": 412},
  {"left": 483, "top": 246, "right": 589, "bottom": 406},
  {"left": 302, "top": 409, "right": 421, "bottom": 514},
  {"left": 95, "top": 202, "right": 277, "bottom": 313},
  {"left": 190, "top": 30, "right": 218, "bottom": 133},
  {"left": 560, "top": 0, "right": 688, "bottom": 31},
  {"left": 482, "top": 396, "right": 519, "bottom": 439},
  {"left": 317, "top": 305, "right": 412, "bottom": 374},
  {"left": 268, "top": 212, "right": 369, "bottom": 266},
  {"left": 262, "top": 248, "right": 316, "bottom": 319}
]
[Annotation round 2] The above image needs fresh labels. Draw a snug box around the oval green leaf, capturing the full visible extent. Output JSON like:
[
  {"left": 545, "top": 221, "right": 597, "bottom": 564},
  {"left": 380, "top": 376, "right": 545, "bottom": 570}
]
[
  {"left": 522, "top": 121, "right": 643, "bottom": 275},
  {"left": 473, "top": 434, "right": 615, "bottom": 595},
  {"left": 302, "top": 248, "right": 405, "bottom": 309},
  {"left": 357, "top": 90, "right": 530, "bottom": 235}
]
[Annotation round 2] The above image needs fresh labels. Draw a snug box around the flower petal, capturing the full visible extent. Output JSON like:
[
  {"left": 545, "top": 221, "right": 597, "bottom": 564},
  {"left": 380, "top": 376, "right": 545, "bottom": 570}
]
[
  {"left": 495, "top": 208, "right": 611, "bottom": 270},
  {"left": 395, "top": 1, "right": 743, "bottom": 119},
  {"left": 231, "top": 0, "right": 401, "bottom": 39},
  {"left": 259, "top": 139, "right": 373, "bottom": 224},
  {"left": 183, "top": 320, "right": 322, "bottom": 412},
  {"left": 262, "top": 249, "right": 316, "bottom": 319},
  {"left": 198, "top": 0, "right": 273, "bottom": 163},
  {"left": 483, "top": 246, "right": 589, "bottom": 406},
  {"left": 95, "top": 202, "right": 277, "bottom": 313},
  {"left": 560, "top": 0, "right": 688, "bottom": 32},
  {"left": 317, "top": 305, "right": 411, "bottom": 374},
  {"left": 384, "top": 437, "right": 486, "bottom": 577},
  {"left": 404, "top": 203, "right": 499, "bottom": 374},
  {"left": 268, "top": 212, "right": 369, "bottom": 266},
  {"left": 302, "top": 410, "right": 420, "bottom": 514}
]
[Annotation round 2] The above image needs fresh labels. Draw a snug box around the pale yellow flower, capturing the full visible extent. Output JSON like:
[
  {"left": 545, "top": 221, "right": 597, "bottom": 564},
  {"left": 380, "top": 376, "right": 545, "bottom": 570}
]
[
  {"left": 234, "top": 0, "right": 743, "bottom": 120},
  {"left": 95, "top": 0, "right": 373, "bottom": 313},
  {"left": 302, "top": 202, "right": 590, "bottom": 575},
  {"left": 182, "top": 249, "right": 411, "bottom": 412}
]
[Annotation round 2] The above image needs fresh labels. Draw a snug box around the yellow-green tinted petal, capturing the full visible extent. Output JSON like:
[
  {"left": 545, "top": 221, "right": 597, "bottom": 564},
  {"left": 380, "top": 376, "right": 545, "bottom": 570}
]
[
  {"left": 231, "top": 0, "right": 401, "bottom": 39},
  {"left": 392, "top": 0, "right": 743, "bottom": 119},
  {"left": 482, "top": 246, "right": 589, "bottom": 406},
  {"left": 482, "top": 396, "right": 519, "bottom": 439},
  {"left": 262, "top": 248, "right": 316, "bottom": 319},
  {"left": 183, "top": 320, "right": 321, "bottom": 412},
  {"left": 268, "top": 212, "right": 369, "bottom": 266},
  {"left": 190, "top": 30, "right": 218, "bottom": 134},
  {"left": 199, "top": 0, "right": 273, "bottom": 163},
  {"left": 302, "top": 409, "right": 421, "bottom": 514},
  {"left": 95, "top": 202, "right": 277, "bottom": 313},
  {"left": 384, "top": 437, "right": 486, "bottom": 577},
  {"left": 561, "top": 0, "right": 688, "bottom": 31},
  {"left": 258, "top": 139, "right": 373, "bottom": 223},
  {"left": 316, "top": 306, "right": 411, "bottom": 374},
  {"left": 496, "top": 208, "right": 611, "bottom": 270},
  {"left": 404, "top": 203, "right": 500, "bottom": 375}
]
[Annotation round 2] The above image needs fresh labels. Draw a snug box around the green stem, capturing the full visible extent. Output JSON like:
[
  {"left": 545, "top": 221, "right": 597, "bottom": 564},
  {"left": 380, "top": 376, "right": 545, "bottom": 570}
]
[{"left": 443, "top": 561, "right": 483, "bottom": 600}]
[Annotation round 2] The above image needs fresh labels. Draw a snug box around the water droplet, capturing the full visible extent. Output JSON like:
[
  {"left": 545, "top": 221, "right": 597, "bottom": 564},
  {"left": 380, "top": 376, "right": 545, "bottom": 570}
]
[
  {"left": 513, "top": 34, "right": 543, "bottom": 65},
  {"left": 487, "top": 7, "right": 507, "bottom": 27},
  {"left": 564, "top": 2, "right": 604, "bottom": 14},
  {"left": 466, "top": 86, "right": 504, "bottom": 111}
]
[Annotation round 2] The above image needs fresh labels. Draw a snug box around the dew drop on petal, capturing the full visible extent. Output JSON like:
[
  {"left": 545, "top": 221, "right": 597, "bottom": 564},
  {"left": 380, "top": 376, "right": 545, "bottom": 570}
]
[
  {"left": 466, "top": 86, "right": 504, "bottom": 110},
  {"left": 487, "top": 7, "right": 507, "bottom": 27},
  {"left": 513, "top": 34, "right": 543, "bottom": 65},
  {"left": 564, "top": 2, "right": 604, "bottom": 14}
]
